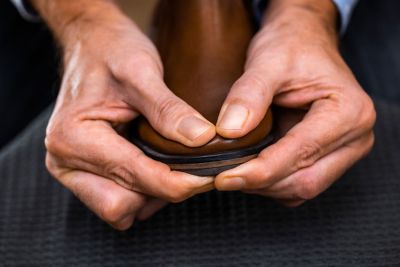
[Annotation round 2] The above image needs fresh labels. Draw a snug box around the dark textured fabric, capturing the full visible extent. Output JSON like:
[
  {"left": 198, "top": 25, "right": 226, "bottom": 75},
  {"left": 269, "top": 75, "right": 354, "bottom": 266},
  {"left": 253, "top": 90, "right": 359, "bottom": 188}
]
[
  {"left": 0, "top": 0, "right": 58, "bottom": 149},
  {"left": 341, "top": 0, "right": 400, "bottom": 103},
  {"left": 1, "top": 0, "right": 400, "bottom": 265},
  {"left": 0, "top": 100, "right": 399, "bottom": 266}
]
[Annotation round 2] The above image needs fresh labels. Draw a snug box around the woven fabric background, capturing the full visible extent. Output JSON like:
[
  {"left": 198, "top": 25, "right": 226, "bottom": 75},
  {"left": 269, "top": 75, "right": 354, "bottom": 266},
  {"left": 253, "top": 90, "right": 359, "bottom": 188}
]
[
  {"left": 0, "top": 100, "right": 399, "bottom": 266},
  {"left": 0, "top": 1, "right": 58, "bottom": 149},
  {"left": 1, "top": 0, "right": 400, "bottom": 266}
]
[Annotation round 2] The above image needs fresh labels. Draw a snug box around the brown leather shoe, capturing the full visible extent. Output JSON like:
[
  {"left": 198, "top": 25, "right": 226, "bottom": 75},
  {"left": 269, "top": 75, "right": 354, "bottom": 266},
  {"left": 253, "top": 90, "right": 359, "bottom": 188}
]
[{"left": 130, "top": 0, "right": 274, "bottom": 176}]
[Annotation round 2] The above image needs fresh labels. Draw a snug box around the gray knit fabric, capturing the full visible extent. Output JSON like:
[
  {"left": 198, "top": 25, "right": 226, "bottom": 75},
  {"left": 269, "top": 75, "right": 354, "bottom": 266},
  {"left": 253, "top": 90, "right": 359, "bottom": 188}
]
[{"left": 1, "top": 0, "right": 400, "bottom": 265}]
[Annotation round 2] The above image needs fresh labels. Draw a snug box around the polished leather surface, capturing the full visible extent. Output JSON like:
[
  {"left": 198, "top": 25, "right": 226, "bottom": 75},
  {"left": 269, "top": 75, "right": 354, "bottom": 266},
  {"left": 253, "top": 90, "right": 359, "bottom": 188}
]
[{"left": 135, "top": 0, "right": 273, "bottom": 156}]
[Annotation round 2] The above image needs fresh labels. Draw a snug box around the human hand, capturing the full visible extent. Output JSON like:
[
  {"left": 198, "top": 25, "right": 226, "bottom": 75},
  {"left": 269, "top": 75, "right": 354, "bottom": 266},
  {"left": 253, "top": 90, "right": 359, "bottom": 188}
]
[
  {"left": 214, "top": 0, "right": 376, "bottom": 206},
  {"left": 32, "top": 0, "right": 216, "bottom": 229}
]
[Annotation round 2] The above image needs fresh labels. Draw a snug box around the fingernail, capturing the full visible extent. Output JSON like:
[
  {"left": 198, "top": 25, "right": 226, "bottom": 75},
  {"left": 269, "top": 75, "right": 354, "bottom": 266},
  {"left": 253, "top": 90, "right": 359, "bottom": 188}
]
[
  {"left": 218, "top": 104, "right": 249, "bottom": 130},
  {"left": 219, "top": 177, "right": 245, "bottom": 191},
  {"left": 177, "top": 116, "right": 212, "bottom": 141}
]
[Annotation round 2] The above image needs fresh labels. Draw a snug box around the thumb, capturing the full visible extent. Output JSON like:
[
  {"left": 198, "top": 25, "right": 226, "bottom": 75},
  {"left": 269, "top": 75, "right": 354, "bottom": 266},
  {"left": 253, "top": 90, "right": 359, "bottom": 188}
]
[
  {"left": 216, "top": 70, "right": 276, "bottom": 138},
  {"left": 131, "top": 79, "right": 216, "bottom": 147}
]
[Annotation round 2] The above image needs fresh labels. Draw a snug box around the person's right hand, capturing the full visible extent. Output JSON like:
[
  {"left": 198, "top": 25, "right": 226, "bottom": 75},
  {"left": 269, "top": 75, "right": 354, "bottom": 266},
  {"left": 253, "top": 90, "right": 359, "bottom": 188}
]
[{"left": 33, "top": 0, "right": 216, "bottom": 230}]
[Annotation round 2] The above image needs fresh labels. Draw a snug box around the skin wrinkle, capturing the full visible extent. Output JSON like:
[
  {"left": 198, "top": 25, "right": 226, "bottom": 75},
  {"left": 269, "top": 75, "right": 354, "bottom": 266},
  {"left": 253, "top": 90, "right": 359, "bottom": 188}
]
[
  {"left": 32, "top": 2, "right": 206, "bottom": 230},
  {"left": 32, "top": 0, "right": 375, "bottom": 227},
  {"left": 263, "top": 132, "right": 374, "bottom": 202},
  {"left": 215, "top": 0, "right": 374, "bottom": 195}
]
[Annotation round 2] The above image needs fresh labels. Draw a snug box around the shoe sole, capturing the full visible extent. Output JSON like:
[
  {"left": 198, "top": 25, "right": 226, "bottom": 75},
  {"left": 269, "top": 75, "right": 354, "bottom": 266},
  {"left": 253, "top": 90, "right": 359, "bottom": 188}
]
[{"left": 131, "top": 134, "right": 275, "bottom": 176}]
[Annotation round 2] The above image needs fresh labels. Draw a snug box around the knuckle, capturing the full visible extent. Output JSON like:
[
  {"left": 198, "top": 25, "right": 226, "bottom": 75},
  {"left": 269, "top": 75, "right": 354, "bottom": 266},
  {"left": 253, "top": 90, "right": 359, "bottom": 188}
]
[
  {"left": 248, "top": 72, "right": 267, "bottom": 91},
  {"left": 349, "top": 91, "right": 376, "bottom": 131},
  {"left": 44, "top": 129, "right": 62, "bottom": 155},
  {"left": 119, "top": 54, "right": 148, "bottom": 73},
  {"left": 360, "top": 97, "right": 377, "bottom": 130},
  {"left": 105, "top": 151, "right": 144, "bottom": 191},
  {"left": 107, "top": 164, "right": 138, "bottom": 191},
  {"left": 45, "top": 119, "right": 71, "bottom": 156},
  {"left": 100, "top": 195, "right": 128, "bottom": 224},
  {"left": 45, "top": 153, "right": 59, "bottom": 176},
  {"left": 156, "top": 97, "right": 180, "bottom": 118},
  {"left": 294, "top": 139, "right": 322, "bottom": 170},
  {"left": 153, "top": 97, "right": 184, "bottom": 130},
  {"left": 236, "top": 71, "right": 268, "bottom": 94},
  {"left": 115, "top": 53, "right": 160, "bottom": 88},
  {"left": 248, "top": 157, "right": 274, "bottom": 188},
  {"left": 296, "top": 176, "right": 319, "bottom": 200}
]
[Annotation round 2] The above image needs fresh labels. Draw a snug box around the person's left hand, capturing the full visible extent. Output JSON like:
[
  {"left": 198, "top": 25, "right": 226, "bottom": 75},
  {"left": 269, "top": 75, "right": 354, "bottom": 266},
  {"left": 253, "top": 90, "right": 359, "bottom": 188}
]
[{"left": 214, "top": 0, "right": 376, "bottom": 206}]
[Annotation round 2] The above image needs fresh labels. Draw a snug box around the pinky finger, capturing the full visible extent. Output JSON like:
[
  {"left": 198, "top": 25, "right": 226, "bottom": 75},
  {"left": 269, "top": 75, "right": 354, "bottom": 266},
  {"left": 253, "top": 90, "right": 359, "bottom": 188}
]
[{"left": 58, "top": 169, "right": 148, "bottom": 230}]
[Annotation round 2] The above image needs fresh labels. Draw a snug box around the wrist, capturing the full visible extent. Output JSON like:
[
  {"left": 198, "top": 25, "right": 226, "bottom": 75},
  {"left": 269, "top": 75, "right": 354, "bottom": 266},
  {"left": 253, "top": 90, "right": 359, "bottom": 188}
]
[
  {"left": 262, "top": 0, "right": 339, "bottom": 44},
  {"left": 31, "top": 0, "right": 129, "bottom": 50}
]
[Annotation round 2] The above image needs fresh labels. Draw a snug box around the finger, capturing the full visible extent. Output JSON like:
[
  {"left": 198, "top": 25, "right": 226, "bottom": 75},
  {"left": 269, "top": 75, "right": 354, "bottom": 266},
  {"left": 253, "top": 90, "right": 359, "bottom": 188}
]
[
  {"left": 216, "top": 69, "right": 276, "bottom": 138},
  {"left": 46, "top": 125, "right": 215, "bottom": 203},
  {"left": 124, "top": 76, "right": 216, "bottom": 147},
  {"left": 245, "top": 132, "right": 374, "bottom": 201},
  {"left": 215, "top": 97, "right": 374, "bottom": 191},
  {"left": 53, "top": 168, "right": 148, "bottom": 231},
  {"left": 137, "top": 199, "right": 168, "bottom": 221},
  {"left": 108, "top": 46, "right": 215, "bottom": 147}
]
